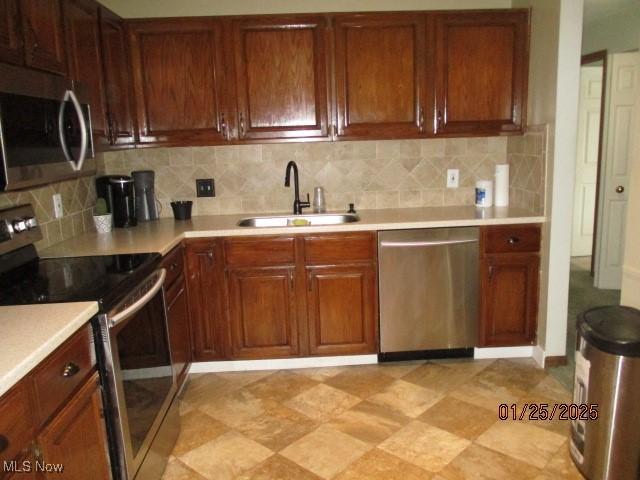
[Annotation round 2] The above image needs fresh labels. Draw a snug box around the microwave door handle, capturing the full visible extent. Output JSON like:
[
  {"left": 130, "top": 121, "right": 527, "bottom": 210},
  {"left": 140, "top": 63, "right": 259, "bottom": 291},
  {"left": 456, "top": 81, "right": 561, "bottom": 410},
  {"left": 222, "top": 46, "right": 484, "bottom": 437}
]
[
  {"left": 58, "top": 91, "right": 74, "bottom": 165},
  {"left": 109, "top": 269, "right": 166, "bottom": 328},
  {"left": 57, "top": 90, "right": 88, "bottom": 172},
  {"left": 67, "top": 90, "right": 88, "bottom": 171}
]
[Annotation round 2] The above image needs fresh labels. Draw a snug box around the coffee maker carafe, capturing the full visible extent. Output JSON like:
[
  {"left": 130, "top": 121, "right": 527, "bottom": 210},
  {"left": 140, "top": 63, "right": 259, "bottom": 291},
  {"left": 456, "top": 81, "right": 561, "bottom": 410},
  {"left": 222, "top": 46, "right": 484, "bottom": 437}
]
[
  {"left": 132, "top": 170, "right": 159, "bottom": 222},
  {"left": 95, "top": 175, "right": 137, "bottom": 228}
]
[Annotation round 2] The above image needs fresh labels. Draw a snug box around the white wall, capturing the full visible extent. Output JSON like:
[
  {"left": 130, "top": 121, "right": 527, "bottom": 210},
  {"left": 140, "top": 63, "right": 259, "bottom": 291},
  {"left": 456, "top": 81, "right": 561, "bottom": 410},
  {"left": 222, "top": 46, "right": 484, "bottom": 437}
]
[
  {"left": 582, "top": 5, "right": 640, "bottom": 55},
  {"left": 511, "top": 0, "right": 584, "bottom": 358},
  {"left": 620, "top": 73, "right": 640, "bottom": 309},
  {"left": 99, "top": 0, "right": 511, "bottom": 17}
]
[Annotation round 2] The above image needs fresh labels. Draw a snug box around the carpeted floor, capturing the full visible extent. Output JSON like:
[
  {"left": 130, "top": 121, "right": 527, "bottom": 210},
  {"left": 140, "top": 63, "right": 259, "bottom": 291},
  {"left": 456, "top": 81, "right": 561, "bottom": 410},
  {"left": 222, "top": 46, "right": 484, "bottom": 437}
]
[{"left": 548, "top": 256, "right": 620, "bottom": 389}]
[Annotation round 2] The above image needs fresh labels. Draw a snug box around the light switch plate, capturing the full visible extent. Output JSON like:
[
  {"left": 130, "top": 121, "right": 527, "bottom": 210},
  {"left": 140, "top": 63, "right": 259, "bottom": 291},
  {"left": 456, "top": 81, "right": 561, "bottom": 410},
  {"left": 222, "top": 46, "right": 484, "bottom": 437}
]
[
  {"left": 52, "top": 193, "right": 63, "bottom": 218},
  {"left": 196, "top": 178, "right": 215, "bottom": 197},
  {"left": 446, "top": 169, "right": 459, "bottom": 188}
]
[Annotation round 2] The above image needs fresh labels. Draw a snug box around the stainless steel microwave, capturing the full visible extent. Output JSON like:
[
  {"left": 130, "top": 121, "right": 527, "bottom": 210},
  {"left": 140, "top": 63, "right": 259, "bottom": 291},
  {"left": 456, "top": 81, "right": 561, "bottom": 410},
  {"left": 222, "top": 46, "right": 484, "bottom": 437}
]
[{"left": 0, "top": 63, "right": 95, "bottom": 192}]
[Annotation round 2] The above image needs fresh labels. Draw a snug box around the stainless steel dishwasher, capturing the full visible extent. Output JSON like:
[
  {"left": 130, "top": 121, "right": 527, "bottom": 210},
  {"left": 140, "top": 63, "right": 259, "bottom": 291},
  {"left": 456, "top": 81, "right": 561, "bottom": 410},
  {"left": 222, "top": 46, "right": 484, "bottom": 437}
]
[{"left": 378, "top": 227, "right": 479, "bottom": 359}]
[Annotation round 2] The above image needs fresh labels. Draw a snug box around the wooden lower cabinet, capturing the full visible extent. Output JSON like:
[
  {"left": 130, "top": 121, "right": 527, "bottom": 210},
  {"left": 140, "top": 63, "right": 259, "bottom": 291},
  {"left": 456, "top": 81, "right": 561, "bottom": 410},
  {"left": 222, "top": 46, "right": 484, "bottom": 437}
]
[
  {"left": 479, "top": 225, "right": 541, "bottom": 347},
  {"left": 166, "top": 274, "right": 191, "bottom": 390},
  {"left": 306, "top": 264, "right": 377, "bottom": 355},
  {"left": 0, "top": 328, "right": 110, "bottom": 480},
  {"left": 228, "top": 267, "right": 300, "bottom": 358},
  {"left": 185, "top": 239, "right": 227, "bottom": 361},
  {"left": 37, "top": 373, "right": 110, "bottom": 480}
]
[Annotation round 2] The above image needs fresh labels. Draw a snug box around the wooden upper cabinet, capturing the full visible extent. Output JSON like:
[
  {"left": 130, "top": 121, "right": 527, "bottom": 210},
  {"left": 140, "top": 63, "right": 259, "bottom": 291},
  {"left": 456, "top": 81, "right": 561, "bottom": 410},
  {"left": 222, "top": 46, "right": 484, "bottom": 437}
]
[
  {"left": 0, "top": 0, "right": 23, "bottom": 65},
  {"left": 128, "top": 18, "right": 229, "bottom": 146},
  {"left": 20, "top": 0, "right": 66, "bottom": 75},
  {"left": 231, "top": 15, "right": 330, "bottom": 141},
  {"left": 99, "top": 7, "right": 136, "bottom": 147},
  {"left": 434, "top": 10, "right": 529, "bottom": 136},
  {"left": 63, "top": 0, "right": 109, "bottom": 147},
  {"left": 333, "top": 13, "right": 430, "bottom": 140}
]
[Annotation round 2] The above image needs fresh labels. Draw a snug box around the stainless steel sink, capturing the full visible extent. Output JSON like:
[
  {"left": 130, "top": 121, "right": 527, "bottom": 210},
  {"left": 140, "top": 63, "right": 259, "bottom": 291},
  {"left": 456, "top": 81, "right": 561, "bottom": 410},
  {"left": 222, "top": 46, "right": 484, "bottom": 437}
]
[{"left": 237, "top": 213, "right": 360, "bottom": 228}]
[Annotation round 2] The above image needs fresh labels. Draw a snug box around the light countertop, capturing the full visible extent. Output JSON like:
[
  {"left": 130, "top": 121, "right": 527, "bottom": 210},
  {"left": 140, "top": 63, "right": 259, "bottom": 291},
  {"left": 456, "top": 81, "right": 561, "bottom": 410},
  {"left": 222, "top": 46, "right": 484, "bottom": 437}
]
[
  {"left": 0, "top": 302, "right": 98, "bottom": 397},
  {"left": 42, "top": 205, "right": 545, "bottom": 257}
]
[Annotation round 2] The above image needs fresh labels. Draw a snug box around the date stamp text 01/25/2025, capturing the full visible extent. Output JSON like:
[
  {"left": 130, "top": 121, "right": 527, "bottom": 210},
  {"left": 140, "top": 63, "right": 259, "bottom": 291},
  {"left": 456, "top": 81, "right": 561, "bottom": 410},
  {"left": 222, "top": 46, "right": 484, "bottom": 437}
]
[{"left": 498, "top": 403, "right": 599, "bottom": 421}]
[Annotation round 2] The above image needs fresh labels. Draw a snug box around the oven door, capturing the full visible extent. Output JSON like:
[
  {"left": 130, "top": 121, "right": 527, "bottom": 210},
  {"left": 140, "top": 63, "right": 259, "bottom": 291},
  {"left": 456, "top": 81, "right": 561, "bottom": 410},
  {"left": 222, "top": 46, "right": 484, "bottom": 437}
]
[{"left": 99, "top": 269, "right": 176, "bottom": 479}]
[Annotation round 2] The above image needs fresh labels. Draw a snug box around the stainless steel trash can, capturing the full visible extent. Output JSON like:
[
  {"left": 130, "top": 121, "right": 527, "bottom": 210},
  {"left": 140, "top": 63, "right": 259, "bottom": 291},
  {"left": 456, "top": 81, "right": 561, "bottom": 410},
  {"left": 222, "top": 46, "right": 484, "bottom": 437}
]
[{"left": 570, "top": 306, "right": 640, "bottom": 480}]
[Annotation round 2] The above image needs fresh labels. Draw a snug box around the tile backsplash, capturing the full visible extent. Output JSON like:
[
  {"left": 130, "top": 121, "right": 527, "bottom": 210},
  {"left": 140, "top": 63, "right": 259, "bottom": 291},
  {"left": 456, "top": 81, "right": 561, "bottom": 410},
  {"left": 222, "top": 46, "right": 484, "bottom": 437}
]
[
  {"left": 101, "top": 137, "right": 511, "bottom": 217},
  {"left": 0, "top": 174, "right": 98, "bottom": 251},
  {"left": 507, "top": 125, "right": 547, "bottom": 215}
]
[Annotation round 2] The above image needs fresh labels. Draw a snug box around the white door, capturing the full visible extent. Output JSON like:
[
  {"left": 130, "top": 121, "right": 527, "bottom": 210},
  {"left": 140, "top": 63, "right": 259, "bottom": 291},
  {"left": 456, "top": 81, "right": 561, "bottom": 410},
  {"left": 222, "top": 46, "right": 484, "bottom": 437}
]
[
  {"left": 595, "top": 52, "right": 640, "bottom": 290},
  {"left": 572, "top": 66, "right": 603, "bottom": 256}
]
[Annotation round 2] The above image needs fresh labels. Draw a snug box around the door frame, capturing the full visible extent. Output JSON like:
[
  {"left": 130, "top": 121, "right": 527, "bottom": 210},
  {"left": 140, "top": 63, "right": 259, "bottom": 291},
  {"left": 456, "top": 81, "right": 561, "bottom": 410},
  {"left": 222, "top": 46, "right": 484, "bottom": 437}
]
[{"left": 579, "top": 50, "right": 607, "bottom": 276}]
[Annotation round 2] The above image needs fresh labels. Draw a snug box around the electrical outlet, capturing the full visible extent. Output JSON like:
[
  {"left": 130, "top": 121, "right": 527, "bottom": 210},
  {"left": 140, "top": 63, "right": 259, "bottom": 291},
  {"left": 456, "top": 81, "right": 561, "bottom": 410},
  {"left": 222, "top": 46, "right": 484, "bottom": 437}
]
[
  {"left": 446, "top": 169, "right": 459, "bottom": 188},
  {"left": 196, "top": 178, "right": 215, "bottom": 197},
  {"left": 52, "top": 193, "right": 63, "bottom": 218}
]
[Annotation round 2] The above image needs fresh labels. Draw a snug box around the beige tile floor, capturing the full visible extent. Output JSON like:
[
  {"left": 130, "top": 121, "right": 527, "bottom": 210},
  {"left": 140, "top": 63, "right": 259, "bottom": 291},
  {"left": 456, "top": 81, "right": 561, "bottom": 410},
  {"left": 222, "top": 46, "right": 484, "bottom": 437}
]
[{"left": 163, "top": 358, "right": 584, "bottom": 480}]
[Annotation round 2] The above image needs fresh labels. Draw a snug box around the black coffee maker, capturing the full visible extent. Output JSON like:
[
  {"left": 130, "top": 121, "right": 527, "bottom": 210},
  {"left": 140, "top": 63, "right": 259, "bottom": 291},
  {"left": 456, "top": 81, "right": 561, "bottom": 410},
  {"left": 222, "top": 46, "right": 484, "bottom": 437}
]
[{"left": 95, "top": 175, "right": 137, "bottom": 228}]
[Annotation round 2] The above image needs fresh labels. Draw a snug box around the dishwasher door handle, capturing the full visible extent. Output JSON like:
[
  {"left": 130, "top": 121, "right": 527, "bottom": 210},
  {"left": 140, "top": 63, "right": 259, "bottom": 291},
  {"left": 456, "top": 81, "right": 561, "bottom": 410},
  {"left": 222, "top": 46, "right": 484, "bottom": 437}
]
[{"left": 379, "top": 239, "right": 478, "bottom": 248}]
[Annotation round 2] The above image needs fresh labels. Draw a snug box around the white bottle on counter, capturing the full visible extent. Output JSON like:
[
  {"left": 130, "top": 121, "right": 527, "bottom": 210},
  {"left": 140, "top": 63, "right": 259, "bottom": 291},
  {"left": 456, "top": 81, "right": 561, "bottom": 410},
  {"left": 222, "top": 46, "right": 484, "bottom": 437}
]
[{"left": 313, "top": 186, "right": 326, "bottom": 213}]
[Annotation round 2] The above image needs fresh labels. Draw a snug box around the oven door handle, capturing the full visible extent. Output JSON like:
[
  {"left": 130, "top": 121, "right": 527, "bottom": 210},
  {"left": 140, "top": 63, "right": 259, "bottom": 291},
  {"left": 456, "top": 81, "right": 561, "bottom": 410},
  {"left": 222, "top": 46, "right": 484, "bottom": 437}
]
[{"left": 109, "top": 269, "right": 166, "bottom": 328}]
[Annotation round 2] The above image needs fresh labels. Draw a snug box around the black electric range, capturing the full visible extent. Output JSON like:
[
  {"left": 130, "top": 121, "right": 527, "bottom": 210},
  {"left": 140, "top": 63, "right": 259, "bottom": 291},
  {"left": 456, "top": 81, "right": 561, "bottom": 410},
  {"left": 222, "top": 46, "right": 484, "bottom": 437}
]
[
  {"left": 0, "top": 204, "right": 178, "bottom": 480},
  {"left": 0, "top": 250, "right": 160, "bottom": 310}
]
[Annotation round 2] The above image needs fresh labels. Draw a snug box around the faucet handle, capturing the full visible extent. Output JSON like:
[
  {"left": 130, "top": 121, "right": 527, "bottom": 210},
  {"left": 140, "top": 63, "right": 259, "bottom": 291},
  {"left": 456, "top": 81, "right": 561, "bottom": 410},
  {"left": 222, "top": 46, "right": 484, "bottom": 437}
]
[{"left": 302, "top": 193, "right": 311, "bottom": 208}]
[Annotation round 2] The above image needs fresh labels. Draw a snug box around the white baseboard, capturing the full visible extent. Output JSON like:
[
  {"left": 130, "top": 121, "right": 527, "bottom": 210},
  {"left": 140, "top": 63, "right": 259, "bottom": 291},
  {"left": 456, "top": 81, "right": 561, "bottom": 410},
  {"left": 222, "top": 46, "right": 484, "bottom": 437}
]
[
  {"left": 532, "top": 345, "right": 545, "bottom": 368},
  {"left": 473, "top": 346, "right": 534, "bottom": 359},
  {"left": 188, "top": 354, "right": 378, "bottom": 373}
]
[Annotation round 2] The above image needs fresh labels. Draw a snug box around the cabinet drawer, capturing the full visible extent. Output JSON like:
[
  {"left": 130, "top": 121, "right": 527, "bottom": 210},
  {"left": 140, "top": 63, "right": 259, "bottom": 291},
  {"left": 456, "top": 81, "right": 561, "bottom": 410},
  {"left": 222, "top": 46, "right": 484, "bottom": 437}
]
[
  {"left": 33, "top": 325, "right": 95, "bottom": 425},
  {"left": 162, "top": 243, "right": 185, "bottom": 288},
  {"left": 0, "top": 382, "right": 33, "bottom": 465},
  {"left": 224, "top": 236, "right": 295, "bottom": 267},
  {"left": 483, "top": 225, "right": 541, "bottom": 254},
  {"left": 303, "top": 233, "right": 375, "bottom": 265}
]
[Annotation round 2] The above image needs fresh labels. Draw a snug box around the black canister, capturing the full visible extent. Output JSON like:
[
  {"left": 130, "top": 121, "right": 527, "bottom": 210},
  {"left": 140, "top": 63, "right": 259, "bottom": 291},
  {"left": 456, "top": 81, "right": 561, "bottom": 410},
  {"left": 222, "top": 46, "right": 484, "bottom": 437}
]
[
  {"left": 109, "top": 176, "right": 137, "bottom": 228},
  {"left": 171, "top": 201, "right": 192, "bottom": 220}
]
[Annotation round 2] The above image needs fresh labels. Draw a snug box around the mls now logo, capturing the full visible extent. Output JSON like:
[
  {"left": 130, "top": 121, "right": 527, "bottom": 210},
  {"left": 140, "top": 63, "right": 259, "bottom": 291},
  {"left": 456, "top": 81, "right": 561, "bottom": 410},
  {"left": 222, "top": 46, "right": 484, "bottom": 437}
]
[{"left": 3, "top": 460, "right": 64, "bottom": 473}]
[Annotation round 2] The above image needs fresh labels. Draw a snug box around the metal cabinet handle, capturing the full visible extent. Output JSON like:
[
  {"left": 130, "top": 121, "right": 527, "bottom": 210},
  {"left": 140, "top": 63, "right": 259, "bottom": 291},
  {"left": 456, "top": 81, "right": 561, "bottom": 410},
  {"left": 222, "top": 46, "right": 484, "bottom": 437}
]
[
  {"left": 62, "top": 362, "right": 80, "bottom": 378},
  {"left": 616, "top": 185, "right": 625, "bottom": 193},
  {"left": 507, "top": 236, "right": 520, "bottom": 245},
  {"left": 436, "top": 110, "right": 443, "bottom": 130},
  {"left": 418, "top": 107, "right": 425, "bottom": 131},
  {"left": 220, "top": 113, "right": 230, "bottom": 141},
  {"left": 239, "top": 113, "right": 245, "bottom": 138},
  {"left": 0, "top": 434, "right": 8, "bottom": 453},
  {"left": 488, "top": 265, "right": 494, "bottom": 280}
]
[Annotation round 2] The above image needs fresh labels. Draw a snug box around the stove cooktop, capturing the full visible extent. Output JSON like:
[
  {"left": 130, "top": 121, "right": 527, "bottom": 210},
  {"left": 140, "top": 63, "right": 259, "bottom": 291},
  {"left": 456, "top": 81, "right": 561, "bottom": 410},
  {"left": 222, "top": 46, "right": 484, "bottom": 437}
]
[{"left": 0, "top": 252, "right": 161, "bottom": 311}]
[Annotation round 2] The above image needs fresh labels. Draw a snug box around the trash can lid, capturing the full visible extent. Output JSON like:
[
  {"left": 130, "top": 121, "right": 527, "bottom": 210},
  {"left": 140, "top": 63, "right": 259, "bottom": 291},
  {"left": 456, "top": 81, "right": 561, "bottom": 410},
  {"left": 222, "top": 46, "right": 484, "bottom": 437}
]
[{"left": 578, "top": 306, "right": 640, "bottom": 357}]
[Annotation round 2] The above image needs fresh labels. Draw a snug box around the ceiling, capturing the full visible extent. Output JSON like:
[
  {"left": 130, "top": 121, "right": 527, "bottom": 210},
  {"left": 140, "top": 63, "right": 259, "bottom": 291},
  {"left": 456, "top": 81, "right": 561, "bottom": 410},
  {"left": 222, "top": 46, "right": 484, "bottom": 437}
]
[{"left": 583, "top": 0, "right": 640, "bottom": 24}]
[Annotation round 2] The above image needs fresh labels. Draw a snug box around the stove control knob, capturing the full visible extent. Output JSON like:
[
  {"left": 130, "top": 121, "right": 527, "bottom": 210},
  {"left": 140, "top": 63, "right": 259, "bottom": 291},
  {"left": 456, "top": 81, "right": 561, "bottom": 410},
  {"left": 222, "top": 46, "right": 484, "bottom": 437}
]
[
  {"left": 12, "top": 219, "right": 28, "bottom": 233},
  {"left": 24, "top": 216, "right": 38, "bottom": 230}
]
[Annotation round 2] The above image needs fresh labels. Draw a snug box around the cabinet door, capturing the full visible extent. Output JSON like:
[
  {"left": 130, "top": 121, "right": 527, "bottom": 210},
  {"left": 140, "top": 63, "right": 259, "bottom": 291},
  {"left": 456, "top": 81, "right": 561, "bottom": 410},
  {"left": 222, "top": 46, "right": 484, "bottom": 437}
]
[
  {"left": 185, "top": 240, "right": 227, "bottom": 361},
  {"left": 37, "top": 373, "right": 111, "bottom": 479},
  {"left": 63, "top": 0, "right": 109, "bottom": 147},
  {"left": 20, "top": 0, "right": 66, "bottom": 75},
  {"left": 434, "top": 10, "right": 529, "bottom": 135},
  {"left": 99, "top": 7, "right": 136, "bottom": 147},
  {"left": 166, "top": 275, "right": 191, "bottom": 391},
  {"left": 128, "top": 18, "right": 230, "bottom": 146},
  {"left": 480, "top": 254, "right": 539, "bottom": 346},
  {"left": 232, "top": 15, "right": 330, "bottom": 141},
  {"left": 334, "top": 13, "right": 429, "bottom": 139},
  {"left": 0, "top": 0, "right": 22, "bottom": 65},
  {"left": 228, "top": 267, "right": 300, "bottom": 359},
  {"left": 306, "top": 264, "right": 377, "bottom": 355}
]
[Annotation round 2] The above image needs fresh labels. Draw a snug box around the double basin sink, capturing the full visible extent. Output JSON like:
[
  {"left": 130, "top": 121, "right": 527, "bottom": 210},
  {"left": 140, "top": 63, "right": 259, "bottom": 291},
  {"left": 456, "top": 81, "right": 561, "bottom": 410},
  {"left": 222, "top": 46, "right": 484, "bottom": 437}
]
[{"left": 237, "top": 213, "right": 360, "bottom": 228}]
